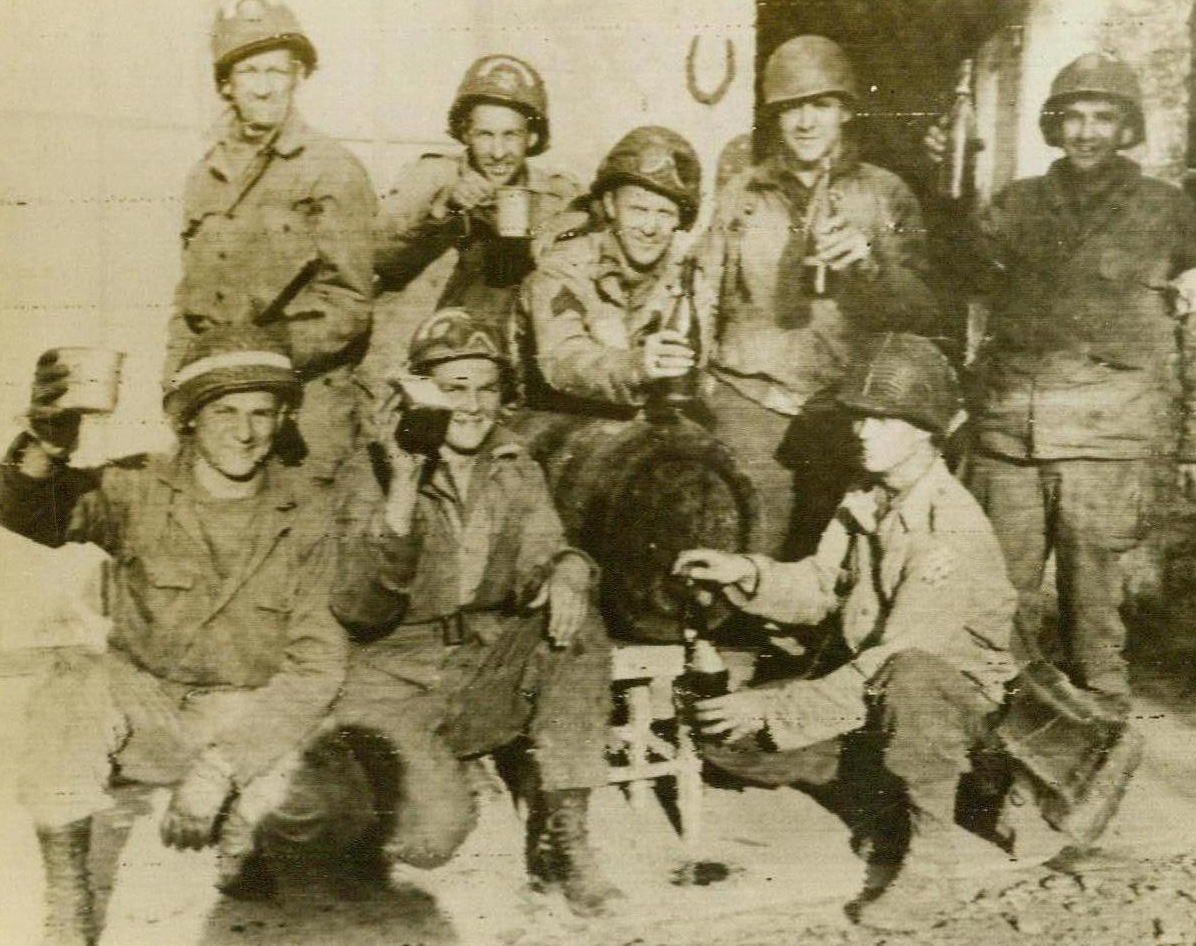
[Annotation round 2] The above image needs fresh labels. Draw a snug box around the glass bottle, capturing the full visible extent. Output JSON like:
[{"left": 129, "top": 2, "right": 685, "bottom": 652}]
[
  {"left": 656, "top": 256, "right": 703, "bottom": 404},
  {"left": 939, "top": 58, "right": 977, "bottom": 201}
]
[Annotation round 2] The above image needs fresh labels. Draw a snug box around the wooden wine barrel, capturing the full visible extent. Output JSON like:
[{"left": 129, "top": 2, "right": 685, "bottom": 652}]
[{"left": 509, "top": 409, "right": 756, "bottom": 643}]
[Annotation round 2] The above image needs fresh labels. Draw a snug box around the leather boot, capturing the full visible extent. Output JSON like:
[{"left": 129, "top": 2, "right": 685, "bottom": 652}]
[
  {"left": 215, "top": 811, "right": 276, "bottom": 902},
  {"left": 36, "top": 819, "right": 96, "bottom": 946},
  {"left": 854, "top": 783, "right": 960, "bottom": 932},
  {"left": 526, "top": 789, "right": 622, "bottom": 917}
]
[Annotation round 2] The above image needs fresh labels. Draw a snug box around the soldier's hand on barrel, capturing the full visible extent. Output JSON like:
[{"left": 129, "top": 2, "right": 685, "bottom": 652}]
[
  {"left": 695, "top": 689, "right": 768, "bottom": 742},
  {"left": 532, "top": 553, "right": 592, "bottom": 648},
  {"left": 923, "top": 122, "right": 948, "bottom": 165},
  {"left": 160, "top": 753, "right": 234, "bottom": 851},
  {"left": 642, "top": 329, "right": 696, "bottom": 379},
  {"left": 812, "top": 215, "right": 872, "bottom": 271},
  {"left": 674, "top": 549, "right": 757, "bottom": 590},
  {"left": 446, "top": 168, "right": 497, "bottom": 214},
  {"left": 28, "top": 349, "right": 82, "bottom": 455}
]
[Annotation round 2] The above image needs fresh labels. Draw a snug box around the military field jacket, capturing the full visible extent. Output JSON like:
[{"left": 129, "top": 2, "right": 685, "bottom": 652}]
[
  {"left": 726, "top": 459, "right": 1017, "bottom": 749},
  {"left": 0, "top": 442, "right": 346, "bottom": 785},
  {"left": 964, "top": 157, "right": 1196, "bottom": 460},
  {"left": 700, "top": 151, "right": 940, "bottom": 416},
  {"left": 374, "top": 153, "right": 581, "bottom": 322},
  {"left": 170, "top": 113, "right": 376, "bottom": 378},
  {"left": 331, "top": 426, "right": 589, "bottom": 639},
  {"left": 520, "top": 229, "right": 716, "bottom": 411}
]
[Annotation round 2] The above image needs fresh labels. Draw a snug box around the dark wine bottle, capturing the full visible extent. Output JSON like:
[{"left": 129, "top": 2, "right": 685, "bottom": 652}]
[
  {"left": 676, "top": 587, "right": 729, "bottom": 743},
  {"left": 938, "top": 58, "right": 978, "bottom": 201},
  {"left": 656, "top": 256, "right": 703, "bottom": 404}
]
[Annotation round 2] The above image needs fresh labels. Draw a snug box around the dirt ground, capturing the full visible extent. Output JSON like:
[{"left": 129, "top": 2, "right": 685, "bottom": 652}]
[{"left": 3, "top": 615, "right": 1196, "bottom": 946}]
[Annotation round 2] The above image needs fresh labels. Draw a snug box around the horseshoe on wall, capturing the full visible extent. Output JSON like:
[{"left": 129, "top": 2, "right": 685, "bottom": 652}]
[{"left": 686, "top": 36, "right": 735, "bottom": 106}]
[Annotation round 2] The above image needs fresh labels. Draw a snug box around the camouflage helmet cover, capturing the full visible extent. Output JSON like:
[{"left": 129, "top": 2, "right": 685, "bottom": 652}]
[
  {"left": 592, "top": 126, "right": 703, "bottom": 229},
  {"left": 407, "top": 308, "right": 509, "bottom": 373},
  {"left": 448, "top": 55, "right": 550, "bottom": 156}
]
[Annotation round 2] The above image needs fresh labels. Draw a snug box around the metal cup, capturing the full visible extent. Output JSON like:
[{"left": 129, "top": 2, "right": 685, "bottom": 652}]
[
  {"left": 495, "top": 186, "right": 534, "bottom": 238},
  {"left": 51, "top": 347, "right": 125, "bottom": 414}
]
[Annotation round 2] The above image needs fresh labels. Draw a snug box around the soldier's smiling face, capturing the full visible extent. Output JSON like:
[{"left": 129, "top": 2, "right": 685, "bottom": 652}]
[
  {"left": 603, "top": 184, "right": 681, "bottom": 271},
  {"left": 464, "top": 104, "right": 534, "bottom": 185},
  {"left": 223, "top": 47, "right": 301, "bottom": 139},
  {"left": 777, "top": 94, "right": 852, "bottom": 167},
  {"left": 192, "top": 390, "right": 283, "bottom": 481},
  {"left": 431, "top": 357, "right": 502, "bottom": 454},
  {"left": 1057, "top": 96, "right": 1131, "bottom": 173}
]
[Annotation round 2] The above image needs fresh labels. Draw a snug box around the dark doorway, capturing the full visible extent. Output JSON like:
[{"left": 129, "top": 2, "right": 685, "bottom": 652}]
[{"left": 755, "top": 0, "right": 1012, "bottom": 186}]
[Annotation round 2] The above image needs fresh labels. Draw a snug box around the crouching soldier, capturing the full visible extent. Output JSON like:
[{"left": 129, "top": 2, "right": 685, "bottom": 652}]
[
  {"left": 8, "top": 326, "right": 346, "bottom": 945},
  {"left": 331, "top": 307, "right": 621, "bottom": 916},
  {"left": 674, "top": 334, "right": 1018, "bottom": 932}
]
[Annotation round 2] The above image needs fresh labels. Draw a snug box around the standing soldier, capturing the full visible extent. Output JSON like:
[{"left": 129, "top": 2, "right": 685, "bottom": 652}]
[
  {"left": 702, "top": 35, "right": 941, "bottom": 558},
  {"left": 169, "top": 0, "right": 377, "bottom": 483},
  {"left": 374, "top": 55, "right": 581, "bottom": 335},
  {"left": 331, "top": 308, "right": 621, "bottom": 917},
  {"left": 9, "top": 327, "right": 346, "bottom": 945},
  {"left": 926, "top": 53, "right": 1196, "bottom": 713},
  {"left": 521, "top": 126, "right": 709, "bottom": 416}
]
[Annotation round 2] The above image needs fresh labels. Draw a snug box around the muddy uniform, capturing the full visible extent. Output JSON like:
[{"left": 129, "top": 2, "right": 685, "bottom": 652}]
[
  {"left": 962, "top": 155, "right": 1196, "bottom": 694},
  {"left": 170, "top": 115, "right": 377, "bottom": 481}
]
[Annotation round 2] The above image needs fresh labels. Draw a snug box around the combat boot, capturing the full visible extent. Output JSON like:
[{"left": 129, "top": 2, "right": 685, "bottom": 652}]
[
  {"left": 853, "top": 788, "right": 960, "bottom": 932},
  {"left": 36, "top": 818, "right": 96, "bottom": 946},
  {"left": 527, "top": 789, "right": 623, "bottom": 917}
]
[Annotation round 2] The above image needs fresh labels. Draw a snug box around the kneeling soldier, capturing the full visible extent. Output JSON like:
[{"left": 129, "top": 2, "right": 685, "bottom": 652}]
[
  {"left": 675, "top": 334, "right": 1018, "bottom": 932},
  {"left": 8, "top": 327, "right": 346, "bottom": 945},
  {"left": 332, "top": 307, "right": 620, "bottom": 916}
]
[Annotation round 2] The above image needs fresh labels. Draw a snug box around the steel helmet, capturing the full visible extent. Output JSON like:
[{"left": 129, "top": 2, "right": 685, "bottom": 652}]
[
  {"left": 1040, "top": 53, "right": 1145, "bottom": 149},
  {"left": 836, "top": 333, "right": 962, "bottom": 437},
  {"left": 211, "top": 0, "right": 317, "bottom": 87},
  {"left": 408, "top": 308, "right": 509, "bottom": 374},
  {"left": 592, "top": 126, "right": 703, "bottom": 229},
  {"left": 164, "top": 324, "right": 300, "bottom": 429},
  {"left": 448, "top": 55, "right": 550, "bottom": 156},
  {"left": 762, "top": 35, "right": 859, "bottom": 110}
]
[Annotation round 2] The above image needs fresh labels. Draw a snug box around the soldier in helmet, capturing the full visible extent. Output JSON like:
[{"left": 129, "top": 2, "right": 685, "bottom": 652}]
[
  {"left": 375, "top": 55, "right": 581, "bottom": 333},
  {"left": 520, "top": 125, "right": 711, "bottom": 415},
  {"left": 674, "top": 333, "right": 1017, "bottom": 932},
  {"left": 168, "top": 0, "right": 377, "bottom": 483},
  {"left": 5, "top": 326, "right": 346, "bottom": 943},
  {"left": 701, "top": 36, "right": 941, "bottom": 559},
  {"left": 926, "top": 52, "right": 1196, "bottom": 714},
  {"left": 328, "top": 307, "right": 621, "bottom": 915}
]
